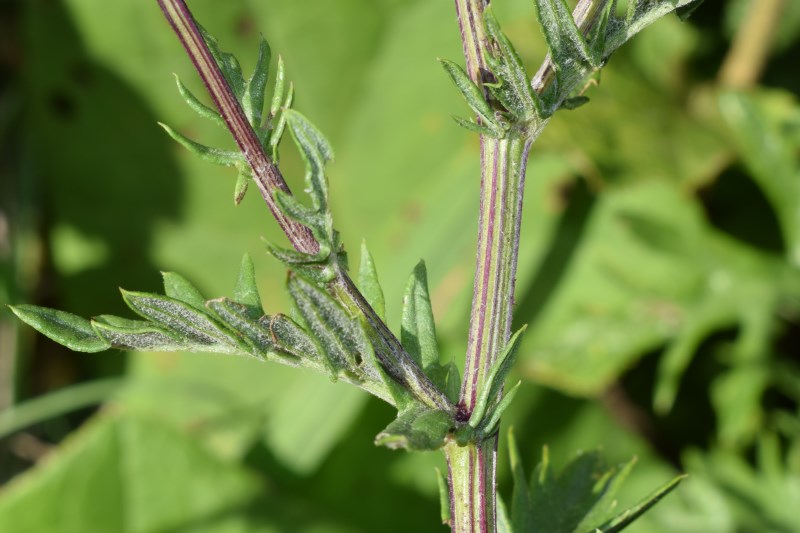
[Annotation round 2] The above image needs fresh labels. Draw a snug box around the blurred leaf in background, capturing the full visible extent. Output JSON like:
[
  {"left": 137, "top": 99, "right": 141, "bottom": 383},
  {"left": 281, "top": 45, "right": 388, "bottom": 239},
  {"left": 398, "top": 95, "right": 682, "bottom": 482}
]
[{"left": 1, "top": 0, "right": 799, "bottom": 532}]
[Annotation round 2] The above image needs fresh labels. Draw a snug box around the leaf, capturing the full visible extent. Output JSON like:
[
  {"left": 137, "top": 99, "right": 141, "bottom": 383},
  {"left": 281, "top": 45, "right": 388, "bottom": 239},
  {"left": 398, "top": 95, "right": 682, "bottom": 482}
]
[
  {"left": 121, "top": 290, "right": 241, "bottom": 352},
  {"left": 439, "top": 58, "right": 502, "bottom": 133},
  {"left": 161, "top": 271, "right": 206, "bottom": 310},
  {"left": 287, "top": 273, "right": 367, "bottom": 376},
  {"left": 374, "top": 404, "right": 452, "bottom": 451},
  {"left": 401, "top": 260, "right": 440, "bottom": 372},
  {"left": 204, "top": 298, "right": 280, "bottom": 360},
  {"left": 158, "top": 122, "right": 242, "bottom": 166},
  {"left": 173, "top": 73, "right": 224, "bottom": 127},
  {"left": 451, "top": 114, "right": 503, "bottom": 137},
  {"left": 91, "top": 315, "right": 186, "bottom": 352},
  {"left": 198, "top": 23, "right": 245, "bottom": 99},
  {"left": 241, "top": 36, "right": 271, "bottom": 127},
  {"left": 532, "top": 0, "right": 593, "bottom": 84},
  {"left": 436, "top": 467, "right": 451, "bottom": 526},
  {"left": 479, "top": 380, "right": 521, "bottom": 436},
  {"left": 285, "top": 108, "right": 334, "bottom": 212},
  {"left": 267, "top": 313, "right": 321, "bottom": 360},
  {"left": 358, "top": 241, "right": 386, "bottom": 321},
  {"left": 233, "top": 253, "right": 262, "bottom": 312},
  {"left": 9, "top": 305, "right": 110, "bottom": 353},
  {"left": 594, "top": 475, "right": 686, "bottom": 532},
  {"left": 469, "top": 326, "right": 526, "bottom": 428},
  {"left": 484, "top": 8, "right": 542, "bottom": 120},
  {"left": 233, "top": 167, "right": 250, "bottom": 204}
]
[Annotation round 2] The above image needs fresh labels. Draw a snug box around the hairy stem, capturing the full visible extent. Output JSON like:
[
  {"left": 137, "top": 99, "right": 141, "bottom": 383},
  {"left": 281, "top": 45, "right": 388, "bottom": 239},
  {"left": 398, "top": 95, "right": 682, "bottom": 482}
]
[
  {"left": 157, "top": 0, "right": 319, "bottom": 255},
  {"left": 158, "top": 0, "right": 454, "bottom": 414},
  {"left": 447, "top": 2, "right": 612, "bottom": 530}
]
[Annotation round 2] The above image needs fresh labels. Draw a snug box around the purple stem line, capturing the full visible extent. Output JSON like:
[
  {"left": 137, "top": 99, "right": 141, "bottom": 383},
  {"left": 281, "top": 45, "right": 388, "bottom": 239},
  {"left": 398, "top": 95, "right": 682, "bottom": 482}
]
[
  {"left": 157, "top": 0, "right": 318, "bottom": 255},
  {"left": 157, "top": 0, "right": 456, "bottom": 415}
]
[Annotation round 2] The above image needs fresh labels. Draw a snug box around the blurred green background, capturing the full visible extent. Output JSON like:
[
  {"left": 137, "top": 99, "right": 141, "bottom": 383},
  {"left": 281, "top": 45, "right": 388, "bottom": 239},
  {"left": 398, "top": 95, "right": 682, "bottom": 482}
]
[{"left": 1, "top": 0, "right": 799, "bottom": 531}]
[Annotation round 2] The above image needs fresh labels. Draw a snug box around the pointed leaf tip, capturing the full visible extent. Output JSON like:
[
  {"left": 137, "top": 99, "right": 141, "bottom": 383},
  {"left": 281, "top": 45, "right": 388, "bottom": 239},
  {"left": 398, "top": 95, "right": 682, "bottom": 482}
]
[
  {"left": 358, "top": 241, "right": 386, "bottom": 320},
  {"left": 10, "top": 305, "right": 110, "bottom": 353},
  {"left": 401, "top": 260, "right": 440, "bottom": 371}
]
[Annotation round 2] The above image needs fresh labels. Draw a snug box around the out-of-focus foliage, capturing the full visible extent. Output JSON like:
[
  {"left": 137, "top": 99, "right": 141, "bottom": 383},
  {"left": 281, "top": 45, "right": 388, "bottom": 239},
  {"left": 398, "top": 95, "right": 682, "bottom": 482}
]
[{"left": 0, "top": 0, "right": 798, "bottom": 532}]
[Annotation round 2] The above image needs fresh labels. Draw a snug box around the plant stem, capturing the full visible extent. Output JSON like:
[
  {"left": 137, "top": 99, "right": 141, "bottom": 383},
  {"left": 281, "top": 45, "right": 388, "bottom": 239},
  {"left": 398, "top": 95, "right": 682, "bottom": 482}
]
[
  {"left": 157, "top": 0, "right": 319, "bottom": 256},
  {"left": 448, "top": 2, "right": 610, "bottom": 530},
  {"left": 157, "top": 0, "right": 455, "bottom": 415}
]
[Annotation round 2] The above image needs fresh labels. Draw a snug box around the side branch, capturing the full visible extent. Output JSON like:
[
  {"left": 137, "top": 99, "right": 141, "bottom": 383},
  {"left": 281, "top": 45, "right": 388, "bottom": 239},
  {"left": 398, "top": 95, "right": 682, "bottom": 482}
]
[{"left": 157, "top": 0, "right": 319, "bottom": 255}]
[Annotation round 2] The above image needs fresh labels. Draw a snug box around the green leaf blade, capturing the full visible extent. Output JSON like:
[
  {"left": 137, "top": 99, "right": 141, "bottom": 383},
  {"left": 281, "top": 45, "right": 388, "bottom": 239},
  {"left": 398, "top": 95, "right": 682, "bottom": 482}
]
[{"left": 9, "top": 305, "right": 110, "bottom": 353}]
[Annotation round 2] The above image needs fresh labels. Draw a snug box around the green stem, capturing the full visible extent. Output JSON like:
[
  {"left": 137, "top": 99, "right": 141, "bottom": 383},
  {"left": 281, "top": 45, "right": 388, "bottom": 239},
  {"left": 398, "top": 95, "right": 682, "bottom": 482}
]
[{"left": 449, "top": 2, "right": 533, "bottom": 531}]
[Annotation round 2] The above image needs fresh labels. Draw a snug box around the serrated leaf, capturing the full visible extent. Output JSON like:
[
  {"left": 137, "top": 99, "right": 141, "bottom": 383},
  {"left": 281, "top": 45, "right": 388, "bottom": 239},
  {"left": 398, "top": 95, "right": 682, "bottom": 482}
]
[
  {"left": 91, "top": 315, "right": 186, "bottom": 352},
  {"left": 120, "top": 290, "right": 240, "bottom": 352},
  {"left": 173, "top": 74, "right": 224, "bottom": 127},
  {"left": 161, "top": 271, "right": 205, "bottom": 310},
  {"left": 287, "top": 273, "right": 367, "bottom": 376},
  {"left": 439, "top": 58, "right": 501, "bottom": 131},
  {"left": 533, "top": 0, "right": 593, "bottom": 83},
  {"left": 401, "top": 260, "right": 440, "bottom": 373},
  {"left": 374, "top": 404, "right": 452, "bottom": 451},
  {"left": 9, "top": 305, "right": 110, "bottom": 353},
  {"left": 158, "top": 122, "right": 242, "bottom": 166},
  {"left": 469, "top": 326, "right": 526, "bottom": 428},
  {"left": 233, "top": 253, "right": 262, "bottom": 312},
  {"left": 358, "top": 241, "right": 386, "bottom": 321},
  {"left": 241, "top": 37, "right": 270, "bottom": 127}
]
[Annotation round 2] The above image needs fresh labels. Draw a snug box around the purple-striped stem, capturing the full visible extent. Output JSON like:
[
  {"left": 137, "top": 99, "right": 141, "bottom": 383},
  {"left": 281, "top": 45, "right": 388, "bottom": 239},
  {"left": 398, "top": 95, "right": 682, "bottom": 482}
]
[
  {"left": 157, "top": 0, "right": 455, "bottom": 415},
  {"left": 447, "top": 1, "right": 604, "bottom": 531}
]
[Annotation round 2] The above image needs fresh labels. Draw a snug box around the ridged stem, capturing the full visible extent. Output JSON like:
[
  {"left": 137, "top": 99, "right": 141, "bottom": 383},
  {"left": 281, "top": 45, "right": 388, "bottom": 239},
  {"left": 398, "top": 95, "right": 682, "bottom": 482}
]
[{"left": 157, "top": 0, "right": 319, "bottom": 255}]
